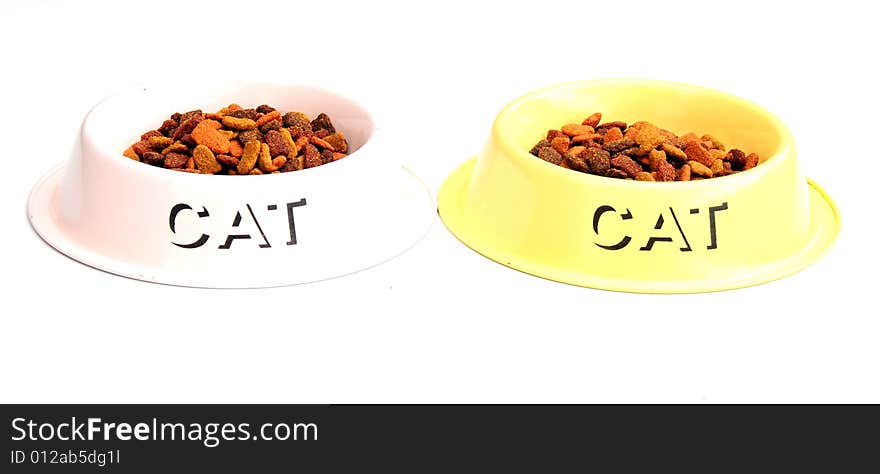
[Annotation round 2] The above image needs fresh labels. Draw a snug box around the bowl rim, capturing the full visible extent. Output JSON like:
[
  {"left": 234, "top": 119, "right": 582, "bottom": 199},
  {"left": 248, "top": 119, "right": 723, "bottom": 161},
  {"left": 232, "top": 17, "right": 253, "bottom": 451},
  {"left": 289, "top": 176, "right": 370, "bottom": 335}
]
[
  {"left": 81, "top": 80, "right": 378, "bottom": 180},
  {"left": 492, "top": 78, "right": 795, "bottom": 188}
]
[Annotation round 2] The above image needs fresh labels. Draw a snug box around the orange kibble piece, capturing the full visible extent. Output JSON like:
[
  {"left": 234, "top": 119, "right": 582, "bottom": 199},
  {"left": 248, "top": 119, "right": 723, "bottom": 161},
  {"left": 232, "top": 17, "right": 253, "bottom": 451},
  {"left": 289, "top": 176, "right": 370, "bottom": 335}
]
[
  {"left": 561, "top": 123, "right": 594, "bottom": 137},
  {"left": 680, "top": 132, "right": 700, "bottom": 145},
  {"left": 550, "top": 136, "right": 570, "bottom": 154},
  {"left": 688, "top": 160, "right": 713, "bottom": 177},
  {"left": 310, "top": 135, "right": 336, "bottom": 152},
  {"left": 685, "top": 142, "right": 714, "bottom": 167},
  {"left": 255, "top": 110, "right": 282, "bottom": 127},
  {"left": 228, "top": 139, "right": 243, "bottom": 157},
  {"left": 743, "top": 153, "right": 759, "bottom": 170},
  {"left": 678, "top": 164, "right": 692, "bottom": 181},
  {"left": 123, "top": 146, "right": 139, "bottom": 161},
  {"left": 582, "top": 112, "right": 602, "bottom": 128},
  {"left": 191, "top": 119, "right": 231, "bottom": 154},
  {"left": 602, "top": 126, "right": 624, "bottom": 143}
]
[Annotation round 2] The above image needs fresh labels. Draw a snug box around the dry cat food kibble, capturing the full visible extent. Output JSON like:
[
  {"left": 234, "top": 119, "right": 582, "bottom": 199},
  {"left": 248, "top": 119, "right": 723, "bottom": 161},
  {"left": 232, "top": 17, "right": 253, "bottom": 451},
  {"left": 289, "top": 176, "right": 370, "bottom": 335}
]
[
  {"left": 124, "top": 104, "right": 349, "bottom": 174},
  {"left": 529, "top": 113, "right": 760, "bottom": 181}
]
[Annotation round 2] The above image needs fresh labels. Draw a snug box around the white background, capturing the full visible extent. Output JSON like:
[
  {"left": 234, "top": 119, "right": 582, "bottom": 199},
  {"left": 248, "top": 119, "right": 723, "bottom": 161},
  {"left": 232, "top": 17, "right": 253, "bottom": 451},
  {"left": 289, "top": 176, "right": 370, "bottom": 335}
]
[{"left": 1, "top": 0, "right": 877, "bottom": 403}]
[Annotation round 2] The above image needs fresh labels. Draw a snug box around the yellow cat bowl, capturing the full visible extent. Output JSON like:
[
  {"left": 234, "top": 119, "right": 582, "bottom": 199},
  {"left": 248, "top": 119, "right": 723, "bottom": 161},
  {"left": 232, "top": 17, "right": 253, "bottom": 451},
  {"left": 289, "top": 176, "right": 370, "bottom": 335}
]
[{"left": 438, "top": 80, "right": 839, "bottom": 293}]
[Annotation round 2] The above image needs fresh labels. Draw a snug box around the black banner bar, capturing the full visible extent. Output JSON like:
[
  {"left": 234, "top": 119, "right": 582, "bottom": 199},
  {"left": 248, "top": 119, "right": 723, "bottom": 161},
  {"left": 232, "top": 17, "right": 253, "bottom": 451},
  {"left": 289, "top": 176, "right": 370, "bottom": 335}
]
[{"left": 2, "top": 405, "right": 877, "bottom": 472}]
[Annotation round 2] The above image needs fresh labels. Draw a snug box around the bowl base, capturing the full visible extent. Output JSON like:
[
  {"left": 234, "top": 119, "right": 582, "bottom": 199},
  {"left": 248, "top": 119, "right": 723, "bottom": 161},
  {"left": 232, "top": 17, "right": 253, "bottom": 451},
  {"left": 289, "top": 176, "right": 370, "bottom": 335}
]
[
  {"left": 438, "top": 158, "right": 840, "bottom": 294},
  {"left": 28, "top": 164, "right": 435, "bottom": 288}
]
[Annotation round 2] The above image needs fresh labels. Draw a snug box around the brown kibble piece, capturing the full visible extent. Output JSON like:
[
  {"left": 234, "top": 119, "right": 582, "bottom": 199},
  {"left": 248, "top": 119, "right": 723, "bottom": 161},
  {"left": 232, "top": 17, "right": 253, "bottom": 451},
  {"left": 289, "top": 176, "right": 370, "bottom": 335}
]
[
  {"left": 237, "top": 140, "right": 260, "bottom": 174},
  {"left": 280, "top": 156, "right": 300, "bottom": 172},
  {"left": 597, "top": 121, "right": 627, "bottom": 130},
  {"left": 265, "top": 130, "right": 291, "bottom": 157},
  {"left": 688, "top": 160, "right": 713, "bottom": 177},
  {"left": 158, "top": 119, "right": 178, "bottom": 136},
  {"left": 605, "top": 168, "right": 628, "bottom": 179},
  {"left": 216, "top": 154, "right": 239, "bottom": 167},
  {"left": 238, "top": 129, "right": 263, "bottom": 144},
  {"left": 282, "top": 112, "right": 312, "bottom": 129},
  {"left": 585, "top": 147, "right": 611, "bottom": 175},
  {"left": 172, "top": 115, "right": 203, "bottom": 140},
  {"left": 610, "top": 155, "right": 643, "bottom": 178},
  {"left": 140, "top": 130, "right": 162, "bottom": 141},
  {"left": 546, "top": 129, "right": 566, "bottom": 141},
  {"left": 131, "top": 140, "right": 152, "bottom": 157},
  {"left": 259, "top": 119, "right": 282, "bottom": 133},
  {"left": 635, "top": 172, "right": 655, "bottom": 181},
  {"left": 563, "top": 146, "right": 588, "bottom": 172},
  {"left": 726, "top": 149, "right": 746, "bottom": 170},
  {"left": 582, "top": 113, "right": 602, "bottom": 128},
  {"left": 331, "top": 152, "right": 347, "bottom": 161},
  {"left": 537, "top": 147, "right": 563, "bottom": 165},
  {"left": 142, "top": 151, "right": 164, "bottom": 166},
  {"left": 310, "top": 113, "right": 335, "bottom": 133},
  {"left": 228, "top": 109, "right": 258, "bottom": 120},
  {"left": 604, "top": 138, "right": 637, "bottom": 153},
  {"left": 710, "top": 159, "right": 725, "bottom": 176},
  {"left": 655, "top": 158, "right": 677, "bottom": 182},
  {"left": 164, "top": 152, "right": 189, "bottom": 168},
  {"left": 530, "top": 140, "right": 550, "bottom": 156},
  {"left": 303, "top": 144, "right": 322, "bottom": 168},
  {"left": 256, "top": 104, "right": 275, "bottom": 114},
  {"left": 320, "top": 149, "right": 335, "bottom": 164}
]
